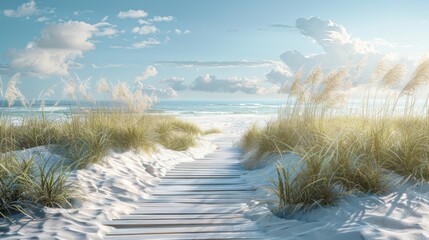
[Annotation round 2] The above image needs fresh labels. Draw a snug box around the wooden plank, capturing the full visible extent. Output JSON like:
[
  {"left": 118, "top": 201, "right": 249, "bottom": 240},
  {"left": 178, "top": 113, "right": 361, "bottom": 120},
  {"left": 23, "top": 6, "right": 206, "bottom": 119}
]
[
  {"left": 154, "top": 185, "right": 254, "bottom": 192},
  {"left": 104, "top": 218, "right": 251, "bottom": 227},
  {"left": 192, "top": 161, "right": 241, "bottom": 164},
  {"left": 196, "top": 159, "right": 241, "bottom": 162},
  {"left": 172, "top": 168, "right": 241, "bottom": 171},
  {"left": 159, "top": 179, "right": 246, "bottom": 185},
  {"left": 167, "top": 172, "right": 243, "bottom": 176},
  {"left": 178, "top": 162, "right": 241, "bottom": 165},
  {"left": 150, "top": 195, "right": 252, "bottom": 200},
  {"left": 107, "top": 223, "right": 261, "bottom": 235},
  {"left": 174, "top": 164, "right": 241, "bottom": 167},
  {"left": 105, "top": 231, "right": 266, "bottom": 240},
  {"left": 112, "top": 214, "right": 244, "bottom": 220},
  {"left": 163, "top": 176, "right": 242, "bottom": 179},
  {"left": 132, "top": 203, "right": 244, "bottom": 208},
  {"left": 132, "top": 207, "right": 243, "bottom": 215},
  {"left": 136, "top": 199, "right": 247, "bottom": 204},
  {"left": 169, "top": 170, "right": 243, "bottom": 173},
  {"left": 158, "top": 185, "right": 250, "bottom": 189},
  {"left": 151, "top": 191, "right": 254, "bottom": 196},
  {"left": 164, "top": 176, "right": 242, "bottom": 179},
  {"left": 101, "top": 139, "right": 270, "bottom": 240},
  {"left": 176, "top": 164, "right": 242, "bottom": 168},
  {"left": 164, "top": 173, "right": 241, "bottom": 176},
  {"left": 171, "top": 167, "right": 241, "bottom": 170}
]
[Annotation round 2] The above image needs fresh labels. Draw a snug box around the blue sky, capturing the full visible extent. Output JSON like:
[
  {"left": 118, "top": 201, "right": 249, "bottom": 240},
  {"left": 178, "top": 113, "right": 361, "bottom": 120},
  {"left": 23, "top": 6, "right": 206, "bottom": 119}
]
[{"left": 1, "top": 0, "right": 429, "bottom": 100}]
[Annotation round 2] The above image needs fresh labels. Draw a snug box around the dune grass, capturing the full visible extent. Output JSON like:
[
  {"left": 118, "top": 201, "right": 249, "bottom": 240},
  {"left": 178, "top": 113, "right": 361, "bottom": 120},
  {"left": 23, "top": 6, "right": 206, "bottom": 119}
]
[
  {"left": 0, "top": 74, "right": 205, "bottom": 218},
  {"left": 242, "top": 58, "right": 429, "bottom": 215},
  {"left": 202, "top": 128, "right": 222, "bottom": 135},
  {"left": 0, "top": 154, "right": 78, "bottom": 218},
  {"left": 0, "top": 111, "right": 203, "bottom": 218}
]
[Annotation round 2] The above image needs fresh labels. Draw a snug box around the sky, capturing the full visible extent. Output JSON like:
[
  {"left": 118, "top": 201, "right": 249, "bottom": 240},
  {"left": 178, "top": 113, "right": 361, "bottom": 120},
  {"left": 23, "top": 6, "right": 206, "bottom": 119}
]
[{"left": 1, "top": 0, "right": 429, "bottom": 100}]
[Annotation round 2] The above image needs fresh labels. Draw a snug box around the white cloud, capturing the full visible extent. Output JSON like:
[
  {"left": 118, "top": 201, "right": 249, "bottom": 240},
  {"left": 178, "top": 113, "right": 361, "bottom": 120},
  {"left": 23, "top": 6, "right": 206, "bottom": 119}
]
[
  {"left": 175, "top": 29, "right": 190, "bottom": 35},
  {"left": 95, "top": 27, "right": 117, "bottom": 37},
  {"left": 138, "top": 19, "right": 150, "bottom": 25},
  {"left": 91, "top": 63, "right": 124, "bottom": 69},
  {"left": 118, "top": 9, "right": 148, "bottom": 19},
  {"left": 265, "top": 63, "right": 293, "bottom": 84},
  {"left": 161, "top": 77, "right": 187, "bottom": 91},
  {"left": 132, "top": 38, "right": 160, "bottom": 49},
  {"left": 150, "top": 16, "right": 174, "bottom": 22},
  {"left": 8, "top": 20, "right": 114, "bottom": 77},
  {"left": 157, "top": 60, "right": 277, "bottom": 68},
  {"left": 278, "top": 17, "right": 417, "bottom": 87},
  {"left": 281, "top": 17, "right": 375, "bottom": 71},
  {"left": 143, "top": 85, "right": 178, "bottom": 98},
  {"left": 132, "top": 25, "right": 159, "bottom": 35},
  {"left": 4, "top": 0, "right": 39, "bottom": 17},
  {"left": 191, "top": 74, "right": 277, "bottom": 95},
  {"left": 37, "top": 21, "right": 96, "bottom": 50},
  {"left": 93, "top": 19, "right": 118, "bottom": 37},
  {"left": 135, "top": 66, "right": 158, "bottom": 82},
  {"left": 36, "top": 16, "right": 49, "bottom": 22},
  {"left": 73, "top": 10, "right": 94, "bottom": 16},
  {"left": 374, "top": 38, "right": 397, "bottom": 48}
]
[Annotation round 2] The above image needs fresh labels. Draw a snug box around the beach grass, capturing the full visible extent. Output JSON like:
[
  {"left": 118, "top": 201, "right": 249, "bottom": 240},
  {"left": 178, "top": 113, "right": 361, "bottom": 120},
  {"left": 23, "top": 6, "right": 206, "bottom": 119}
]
[
  {"left": 0, "top": 111, "right": 203, "bottom": 217},
  {"left": 241, "top": 58, "right": 429, "bottom": 214},
  {"left": 0, "top": 75, "right": 204, "bottom": 218},
  {"left": 202, "top": 128, "right": 222, "bottom": 135}
]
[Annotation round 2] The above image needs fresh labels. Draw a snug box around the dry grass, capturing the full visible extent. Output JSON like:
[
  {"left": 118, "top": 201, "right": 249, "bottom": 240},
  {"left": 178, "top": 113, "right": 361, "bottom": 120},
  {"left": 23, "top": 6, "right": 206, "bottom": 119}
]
[
  {"left": 242, "top": 58, "right": 429, "bottom": 214},
  {"left": 202, "top": 128, "right": 222, "bottom": 135},
  {"left": 0, "top": 73, "right": 203, "bottom": 217}
]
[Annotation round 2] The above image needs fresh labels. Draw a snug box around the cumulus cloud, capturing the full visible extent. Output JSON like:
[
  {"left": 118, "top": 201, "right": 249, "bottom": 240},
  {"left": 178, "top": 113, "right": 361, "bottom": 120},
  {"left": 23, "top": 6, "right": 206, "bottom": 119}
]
[
  {"left": 138, "top": 19, "right": 150, "bottom": 25},
  {"left": 265, "top": 64, "right": 293, "bottom": 84},
  {"left": 175, "top": 29, "right": 190, "bottom": 35},
  {"left": 191, "top": 74, "right": 278, "bottom": 95},
  {"left": 3, "top": 0, "right": 39, "bottom": 17},
  {"left": 135, "top": 66, "right": 158, "bottom": 82},
  {"left": 118, "top": 9, "right": 148, "bottom": 19},
  {"left": 73, "top": 10, "right": 94, "bottom": 16},
  {"left": 281, "top": 17, "right": 375, "bottom": 72},
  {"left": 157, "top": 60, "right": 277, "bottom": 68},
  {"left": 150, "top": 16, "right": 174, "bottom": 22},
  {"left": 36, "top": 16, "right": 49, "bottom": 22},
  {"left": 132, "top": 38, "right": 160, "bottom": 49},
  {"left": 94, "top": 20, "right": 118, "bottom": 37},
  {"left": 91, "top": 63, "right": 125, "bottom": 69},
  {"left": 143, "top": 85, "right": 178, "bottom": 98},
  {"left": 132, "top": 25, "right": 159, "bottom": 35},
  {"left": 8, "top": 20, "right": 115, "bottom": 77},
  {"left": 161, "top": 77, "right": 187, "bottom": 91}
]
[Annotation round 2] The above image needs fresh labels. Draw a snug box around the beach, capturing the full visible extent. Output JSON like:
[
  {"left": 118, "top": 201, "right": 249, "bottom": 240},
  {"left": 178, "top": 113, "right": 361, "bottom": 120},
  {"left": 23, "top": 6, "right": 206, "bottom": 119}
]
[{"left": 2, "top": 104, "right": 429, "bottom": 239}]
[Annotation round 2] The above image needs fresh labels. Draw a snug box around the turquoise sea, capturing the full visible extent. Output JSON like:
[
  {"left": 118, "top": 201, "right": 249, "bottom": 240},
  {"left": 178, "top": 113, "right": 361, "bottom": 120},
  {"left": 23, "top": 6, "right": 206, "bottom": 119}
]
[
  {"left": 152, "top": 99, "right": 281, "bottom": 115},
  {"left": 0, "top": 99, "right": 282, "bottom": 118},
  {"left": 1, "top": 98, "right": 421, "bottom": 118}
]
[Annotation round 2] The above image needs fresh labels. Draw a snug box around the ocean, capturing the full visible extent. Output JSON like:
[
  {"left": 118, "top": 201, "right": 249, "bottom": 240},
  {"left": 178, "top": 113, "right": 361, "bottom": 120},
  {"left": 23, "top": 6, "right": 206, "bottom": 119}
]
[
  {"left": 152, "top": 99, "right": 281, "bottom": 115},
  {"left": 0, "top": 98, "right": 420, "bottom": 119},
  {"left": 0, "top": 99, "right": 282, "bottom": 118}
]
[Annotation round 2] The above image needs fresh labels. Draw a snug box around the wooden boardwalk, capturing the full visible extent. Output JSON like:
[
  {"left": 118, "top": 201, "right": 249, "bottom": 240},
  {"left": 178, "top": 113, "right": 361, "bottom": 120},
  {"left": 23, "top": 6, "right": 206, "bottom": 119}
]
[{"left": 104, "top": 137, "right": 268, "bottom": 239}]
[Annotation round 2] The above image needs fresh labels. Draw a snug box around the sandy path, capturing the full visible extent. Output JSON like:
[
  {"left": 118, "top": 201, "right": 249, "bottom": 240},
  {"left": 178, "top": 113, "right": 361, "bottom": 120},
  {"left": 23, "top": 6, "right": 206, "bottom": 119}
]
[{"left": 103, "top": 136, "right": 269, "bottom": 239}]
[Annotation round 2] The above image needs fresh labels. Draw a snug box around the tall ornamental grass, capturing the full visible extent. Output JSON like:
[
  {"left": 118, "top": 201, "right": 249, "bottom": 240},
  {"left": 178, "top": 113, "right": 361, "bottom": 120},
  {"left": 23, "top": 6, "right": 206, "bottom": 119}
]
[
  {"left": 0, "top": 74, "right": 203, "bottom": 218},
  {"left": 241, "top": 58, "right": 429, "bottom": 215}
]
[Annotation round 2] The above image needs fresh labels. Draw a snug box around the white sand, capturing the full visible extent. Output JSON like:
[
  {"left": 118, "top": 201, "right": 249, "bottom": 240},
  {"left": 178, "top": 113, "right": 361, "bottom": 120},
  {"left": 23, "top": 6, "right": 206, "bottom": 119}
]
[
  {"left": 3, "top": 113, "right": 429, "bottom": 239},
  {"left": 0, "top": 136, "right": 217, "bottom": 239},
  {"left": 187, "top": 114, "right": 429, "bottom": 240}
]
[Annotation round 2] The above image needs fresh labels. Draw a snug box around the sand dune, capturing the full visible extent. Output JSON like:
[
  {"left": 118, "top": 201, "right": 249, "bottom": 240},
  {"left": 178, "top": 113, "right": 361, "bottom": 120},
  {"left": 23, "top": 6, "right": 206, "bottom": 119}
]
[
  {"left": 1, "top": 137, "right": 217, "bottom": 239},
  {"left": 3, "top": 114, "right": 429, "bottom": 240}
]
